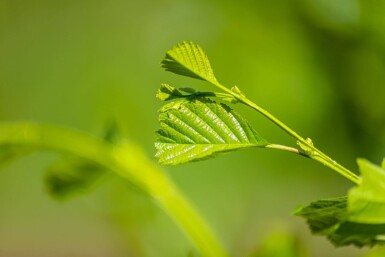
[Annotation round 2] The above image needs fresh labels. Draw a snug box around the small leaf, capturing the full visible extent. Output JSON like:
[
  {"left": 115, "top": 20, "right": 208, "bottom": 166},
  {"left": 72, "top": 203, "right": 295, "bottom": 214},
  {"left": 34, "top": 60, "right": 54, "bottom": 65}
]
[
  {"left": 155, "top": 97, "right": 268, "bottom": 165},
  {"left": 161, "top": 41, "right": 218, "bottom": 85},
  {"left": 157, "top": 83, "right": 184, "bottom": 101}
]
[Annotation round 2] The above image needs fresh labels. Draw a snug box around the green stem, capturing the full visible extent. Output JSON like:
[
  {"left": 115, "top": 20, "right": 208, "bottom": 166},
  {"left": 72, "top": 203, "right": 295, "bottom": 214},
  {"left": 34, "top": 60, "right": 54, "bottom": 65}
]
[
  {"left": 212, "top": 82, "right": 361, "bottom": 185},
  {"left": 0, "top": 122, "right": 229, "bottom": 257},
  {"left": 266, "top": 144, "right": 308, "bottom": 157}
]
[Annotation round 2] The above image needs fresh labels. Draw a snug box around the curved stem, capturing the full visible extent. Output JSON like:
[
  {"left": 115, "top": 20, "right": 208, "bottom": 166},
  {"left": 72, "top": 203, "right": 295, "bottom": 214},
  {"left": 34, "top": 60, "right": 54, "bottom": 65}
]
[
  {"left": 212, "top": 81, "right": 361, "bottom": 185},
  {"left": 241, "top": 95, "right": 361, "bottom": 184},
  {"left": 0, "top": 122, "right": 229, "bottom": 257}
]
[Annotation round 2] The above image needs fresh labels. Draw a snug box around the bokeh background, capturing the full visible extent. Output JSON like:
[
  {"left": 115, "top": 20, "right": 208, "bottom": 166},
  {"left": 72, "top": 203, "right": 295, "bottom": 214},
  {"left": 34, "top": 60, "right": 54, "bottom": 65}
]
[{"left": 1, "top": 0, "right": 385, "bottom": 256}]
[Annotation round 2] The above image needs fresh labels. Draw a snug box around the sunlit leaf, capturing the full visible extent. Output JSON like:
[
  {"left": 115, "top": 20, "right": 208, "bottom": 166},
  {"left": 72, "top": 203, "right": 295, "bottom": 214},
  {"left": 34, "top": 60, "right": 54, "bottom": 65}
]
[
  {"left": 156, "top": 83, "right": 201, "bottom": 101},
  {"left": 155, "top": 97, "right": 268, "bottom": 165},
  {"left": 161, "top": 41, "right": 218, "bottom": 85},
  {"left": 348, "top": 159, "right": 385, "bottom": 224}
]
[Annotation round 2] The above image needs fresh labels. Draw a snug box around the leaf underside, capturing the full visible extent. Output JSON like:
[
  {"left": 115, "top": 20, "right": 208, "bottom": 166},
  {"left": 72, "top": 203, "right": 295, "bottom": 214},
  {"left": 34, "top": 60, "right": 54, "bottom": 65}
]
[
  {"left": 155, "top": 97, "right": 268, "bottom": 165},
  {"left": 161, "top": 41, "right": 218, "bottom": 85}
]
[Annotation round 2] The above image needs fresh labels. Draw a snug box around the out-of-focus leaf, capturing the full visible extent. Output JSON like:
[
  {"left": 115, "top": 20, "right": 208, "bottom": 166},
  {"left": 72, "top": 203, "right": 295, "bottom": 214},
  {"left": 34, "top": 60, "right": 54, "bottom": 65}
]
[
  {"left": 155, "top": 97, "right": 268, "bottom": 165},
  {"left": 45, "top": 123, "right": 123, "bottom": 199},
  {"left": 45, "top": 157, "right": 106, "bottom": 199},
  {"left": 295, "top": 159, "right": 385, "bottom": 248},
  {"left": 330, "top": 221, "right": 385, "bottom": 247},
  {"left": 294, "top": 196, "right": 385, "bottom": 247},
  {"left": 161, "top": 41, "right": 218, "bottom": 85}
]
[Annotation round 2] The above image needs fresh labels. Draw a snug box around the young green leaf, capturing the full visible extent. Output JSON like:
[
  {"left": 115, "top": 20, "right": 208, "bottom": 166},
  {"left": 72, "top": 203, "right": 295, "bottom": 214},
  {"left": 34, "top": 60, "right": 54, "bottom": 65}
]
[
  {"left": 161, "top": 41, "right": 218, "bottom": 85},
  {"left": 155, "top": 97, "right": 268, "bottom": 165},
  {"left": 348, "top": 159, "right": 385, "bottom": 224}
]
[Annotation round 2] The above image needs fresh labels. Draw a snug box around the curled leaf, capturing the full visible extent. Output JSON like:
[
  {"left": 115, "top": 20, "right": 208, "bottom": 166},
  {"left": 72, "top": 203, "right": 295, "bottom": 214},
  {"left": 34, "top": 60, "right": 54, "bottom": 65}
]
[{"left": 157, "top": 83, "right": 184, "bottom": 101}]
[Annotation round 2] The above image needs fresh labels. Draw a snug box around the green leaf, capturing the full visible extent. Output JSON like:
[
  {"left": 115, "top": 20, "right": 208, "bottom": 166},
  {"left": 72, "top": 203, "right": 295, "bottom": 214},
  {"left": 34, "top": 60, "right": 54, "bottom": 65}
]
[
  {"left": 295, "top": 159, "right": 385, "bottom": 248},
  {"left": 161, "top": 41, "right": 218, "bottom": 85},
  {"left": 156, "top": 83, "right": 198, "bottom": 101},
  {"left": 294, "top": 197, "right": 385, "bottom": 247},
  {"left": 155, "top": 97, "right": 268, "bottom": 165},
  {"left": 348, "top": 159, "right": 385, "bottom": 224},
  {"left": 293, "top": 197, "right": 347, "bottom": 236}
]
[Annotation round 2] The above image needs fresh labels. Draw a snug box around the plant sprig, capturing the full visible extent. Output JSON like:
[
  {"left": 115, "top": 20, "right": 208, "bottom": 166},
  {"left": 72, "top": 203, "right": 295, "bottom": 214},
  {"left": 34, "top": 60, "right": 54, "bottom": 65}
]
[
  {"left": 158, "top": 41, "right": 360, "bottom": 184},
  {"left": 156, "top": 41, "right": 385, "bottom": 248}
]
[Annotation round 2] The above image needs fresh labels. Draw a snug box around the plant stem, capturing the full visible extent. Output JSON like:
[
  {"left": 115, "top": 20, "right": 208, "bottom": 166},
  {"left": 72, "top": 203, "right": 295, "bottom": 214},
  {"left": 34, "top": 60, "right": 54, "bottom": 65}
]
[
  {"left": 213, "top": 82, "right": 361, "bottom": 185},
  {"left": 0, "top": 122, "right": 230, "bottom": 257}
]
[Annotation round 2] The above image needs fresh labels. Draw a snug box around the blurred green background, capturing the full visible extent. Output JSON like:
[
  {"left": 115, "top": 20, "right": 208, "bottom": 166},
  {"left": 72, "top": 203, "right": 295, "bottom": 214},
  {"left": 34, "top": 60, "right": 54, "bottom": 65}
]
[{"left": 1, "top": 0, "right": 384, "bottom": 256}]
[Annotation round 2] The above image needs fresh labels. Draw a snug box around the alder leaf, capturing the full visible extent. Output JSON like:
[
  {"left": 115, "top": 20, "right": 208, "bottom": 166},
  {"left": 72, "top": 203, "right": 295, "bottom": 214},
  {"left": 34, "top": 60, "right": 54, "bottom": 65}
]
[
  {"left": 155, "top": 97, "right": 268, "bottom": 165},
  {"left": 161, "top": 41, "right": 218, "bottom": 85}
]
